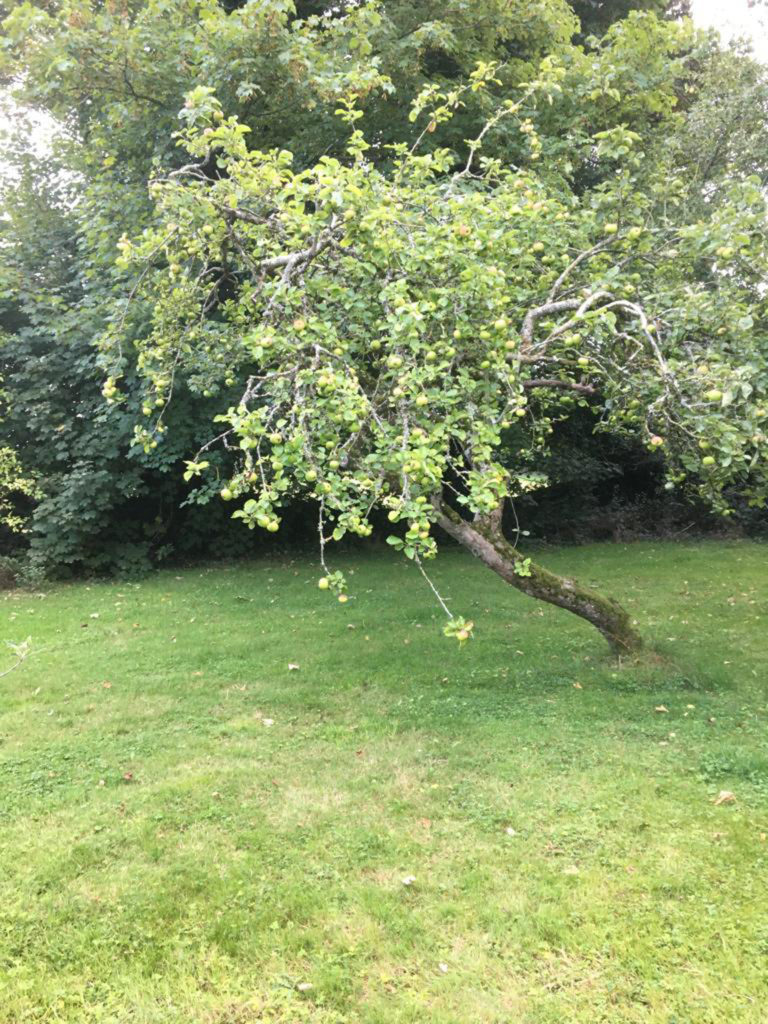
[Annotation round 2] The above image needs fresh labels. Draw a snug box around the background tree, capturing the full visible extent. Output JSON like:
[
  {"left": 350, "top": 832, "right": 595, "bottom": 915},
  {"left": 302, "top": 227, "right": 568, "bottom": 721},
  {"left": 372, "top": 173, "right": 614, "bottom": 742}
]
[{"left": 571, "top": 0, "right": 691, "bottom": 36}]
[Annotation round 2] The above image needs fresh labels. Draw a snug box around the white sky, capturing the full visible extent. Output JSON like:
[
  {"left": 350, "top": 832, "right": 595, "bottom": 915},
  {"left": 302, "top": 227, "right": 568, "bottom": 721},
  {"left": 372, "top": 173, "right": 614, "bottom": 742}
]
[{"left": 691, "top": 0, "right": 768, "bottom": 61}]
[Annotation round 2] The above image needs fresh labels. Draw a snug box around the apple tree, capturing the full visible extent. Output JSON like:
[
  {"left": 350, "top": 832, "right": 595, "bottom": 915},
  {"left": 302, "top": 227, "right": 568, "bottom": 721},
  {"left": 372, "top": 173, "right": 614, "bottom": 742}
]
[{"left": 105, "top": 65, "right": 768, "bottom": 654}]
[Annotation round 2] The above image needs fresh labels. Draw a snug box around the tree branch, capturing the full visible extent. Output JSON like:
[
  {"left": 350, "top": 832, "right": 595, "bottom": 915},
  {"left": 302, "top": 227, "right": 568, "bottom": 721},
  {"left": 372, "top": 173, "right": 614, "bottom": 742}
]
[{"left": 522, "top": 377, "right": 597, "bottom": 395}]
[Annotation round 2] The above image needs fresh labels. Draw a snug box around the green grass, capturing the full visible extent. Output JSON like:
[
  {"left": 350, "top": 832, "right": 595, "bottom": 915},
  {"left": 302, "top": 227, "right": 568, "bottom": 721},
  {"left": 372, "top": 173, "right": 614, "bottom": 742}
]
[{"left": 1, "top": 540, "right": 767, "bottom": 1023}]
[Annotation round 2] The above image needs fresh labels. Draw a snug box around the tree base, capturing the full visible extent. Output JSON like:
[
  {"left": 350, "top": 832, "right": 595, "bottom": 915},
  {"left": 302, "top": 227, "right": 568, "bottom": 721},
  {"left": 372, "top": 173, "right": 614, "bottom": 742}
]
[{"left": 435, "top": 502, "right": 644, "bottom": 656}]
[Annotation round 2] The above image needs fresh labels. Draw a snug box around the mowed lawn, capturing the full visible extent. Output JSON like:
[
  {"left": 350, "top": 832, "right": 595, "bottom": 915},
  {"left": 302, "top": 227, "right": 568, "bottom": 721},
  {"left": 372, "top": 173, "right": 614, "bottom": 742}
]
[{"left": 1, "top": 541, "right": 767, "bottom": 1024}]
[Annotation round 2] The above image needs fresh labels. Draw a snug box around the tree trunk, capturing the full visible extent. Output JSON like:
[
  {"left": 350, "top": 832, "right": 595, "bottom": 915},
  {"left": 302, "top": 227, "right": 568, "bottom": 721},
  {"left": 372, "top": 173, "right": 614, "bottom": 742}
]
[{"left": 434, "top": 502, "right": 643, "bottom": 656}]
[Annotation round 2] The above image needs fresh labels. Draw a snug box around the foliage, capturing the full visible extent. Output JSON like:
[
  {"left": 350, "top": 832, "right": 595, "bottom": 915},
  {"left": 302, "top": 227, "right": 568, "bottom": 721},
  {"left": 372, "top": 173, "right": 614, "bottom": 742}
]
[
  {"left": 0, "top": 0, "right": 766, "bottom": 582},
  {"left": 0, "top": 446, "right": 38, "bottom": 534},
  {"left": 1, "top": 543, "right": 767, "bottom": 1021},
  {"left": 111, "top": 49, "right": 767, "bottom": 632},
  {"left": 571, "top": 0, "right": 691, "bottom": 36}
]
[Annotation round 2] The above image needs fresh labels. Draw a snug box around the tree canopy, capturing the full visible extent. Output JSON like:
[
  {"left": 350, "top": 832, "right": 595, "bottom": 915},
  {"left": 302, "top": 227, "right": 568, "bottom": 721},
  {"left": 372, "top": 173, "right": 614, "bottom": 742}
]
[
  {"left": 1, "top": 0, "right": 766, "bottom": 605},
  {"left": 106, "top": 42, "right": 767, "bottom": 650}
]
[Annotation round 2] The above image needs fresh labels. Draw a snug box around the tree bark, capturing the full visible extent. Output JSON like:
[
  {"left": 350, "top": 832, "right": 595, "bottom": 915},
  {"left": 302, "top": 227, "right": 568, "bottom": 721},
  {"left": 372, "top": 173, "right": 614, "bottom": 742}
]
[{"left": 435, "top": 502, "right": 643, "bottom": 656}]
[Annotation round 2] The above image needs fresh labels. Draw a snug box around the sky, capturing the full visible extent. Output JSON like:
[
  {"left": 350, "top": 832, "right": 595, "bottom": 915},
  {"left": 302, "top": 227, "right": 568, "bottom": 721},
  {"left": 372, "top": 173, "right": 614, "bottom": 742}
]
[{"left": 691, "top": 0, "right": 768, "bottom": 61}]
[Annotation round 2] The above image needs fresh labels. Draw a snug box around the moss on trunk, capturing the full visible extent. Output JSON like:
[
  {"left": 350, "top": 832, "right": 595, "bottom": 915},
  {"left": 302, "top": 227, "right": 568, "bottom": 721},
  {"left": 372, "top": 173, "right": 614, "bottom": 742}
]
[{"left": 435, "top": 503, "right": 643, "bottom": 656}]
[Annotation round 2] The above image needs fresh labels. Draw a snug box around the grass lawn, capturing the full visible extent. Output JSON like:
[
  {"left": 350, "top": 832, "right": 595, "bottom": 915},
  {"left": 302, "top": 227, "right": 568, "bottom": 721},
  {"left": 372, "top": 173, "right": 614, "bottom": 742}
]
[{"left": 1, "top": 540, "right": 767, "bottom": 1023}]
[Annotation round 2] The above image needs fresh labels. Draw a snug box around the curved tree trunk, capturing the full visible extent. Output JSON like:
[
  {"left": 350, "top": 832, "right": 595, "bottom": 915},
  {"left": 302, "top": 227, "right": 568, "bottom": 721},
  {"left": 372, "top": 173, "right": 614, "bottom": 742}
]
[{"left": 435, "top": 502, "right": 643, "bottom": 656}]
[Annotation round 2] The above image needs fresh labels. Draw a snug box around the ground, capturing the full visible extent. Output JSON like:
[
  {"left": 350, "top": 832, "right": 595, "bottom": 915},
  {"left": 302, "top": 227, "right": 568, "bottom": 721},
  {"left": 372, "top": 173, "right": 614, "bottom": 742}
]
[{"left": 1, "top": 540, "right": 767, "bottom": 1023}]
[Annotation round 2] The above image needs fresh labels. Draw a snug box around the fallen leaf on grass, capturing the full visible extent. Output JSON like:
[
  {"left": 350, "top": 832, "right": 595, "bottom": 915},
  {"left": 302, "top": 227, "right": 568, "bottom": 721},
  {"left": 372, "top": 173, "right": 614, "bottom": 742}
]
[
  {"left": 714, "top": 790, "right": 736, "bottom": 806},
  {"left": 654, "top": 705, "right": 669, "bottom": 713},
  {"left": 573, "top": 682, "right": 583, "bottom": 690},
  {"left": 296, "top": 982, "right": 313, "bottom": 993},
  {"left": 288, "top": 663, "right": 300, "bottom": 671}
]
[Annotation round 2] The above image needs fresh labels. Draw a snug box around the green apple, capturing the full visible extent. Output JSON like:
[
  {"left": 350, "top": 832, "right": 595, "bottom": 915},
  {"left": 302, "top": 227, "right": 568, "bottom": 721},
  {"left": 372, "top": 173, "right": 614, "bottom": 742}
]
[{"left": 318, "top": 577, "right": 330, "bottom": 590}]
